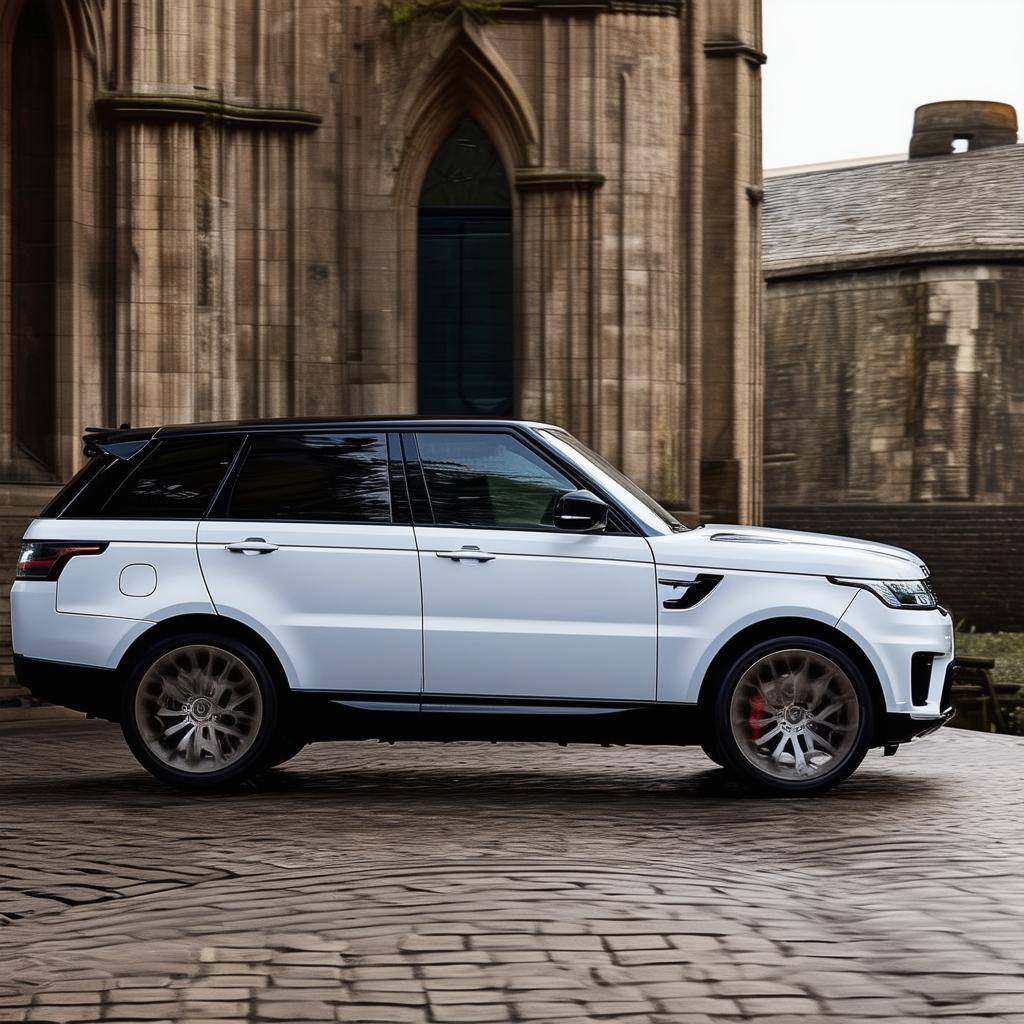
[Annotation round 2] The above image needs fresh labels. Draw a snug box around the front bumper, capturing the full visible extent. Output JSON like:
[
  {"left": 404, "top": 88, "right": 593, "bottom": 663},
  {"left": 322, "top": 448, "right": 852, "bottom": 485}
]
[
  {"left": 837, "top": 590, "right": 956, "bottom": 716},
  {"left": 876, "top": 657, "right": 956, "bottom": 745},
  {"left": 880, "top": 706, "right": 955, "bottom": 745}
]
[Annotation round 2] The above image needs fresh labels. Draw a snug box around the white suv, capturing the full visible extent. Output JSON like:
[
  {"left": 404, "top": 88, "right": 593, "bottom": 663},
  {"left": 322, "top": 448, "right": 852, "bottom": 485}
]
[{"left": 12, "top": 418, "right": 955, "bottom": 795}]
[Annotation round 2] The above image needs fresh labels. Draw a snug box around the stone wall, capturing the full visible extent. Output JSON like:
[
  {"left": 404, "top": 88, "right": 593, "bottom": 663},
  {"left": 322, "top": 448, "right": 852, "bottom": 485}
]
[
  {"left": 765, "top": 264, "right": 1024, "bottom": 506},
  {"left": 0, "top": 0, "right": 763, "bottom": 518}
]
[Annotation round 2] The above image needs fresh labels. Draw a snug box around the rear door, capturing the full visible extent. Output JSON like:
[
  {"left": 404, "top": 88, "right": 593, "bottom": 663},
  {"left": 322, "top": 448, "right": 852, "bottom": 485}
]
[
  {"left": 408, "top": 429, "right": 657, "bottom": 703},
  {"left": 198, "top": 431, "right": 422, "bottom": 694}
]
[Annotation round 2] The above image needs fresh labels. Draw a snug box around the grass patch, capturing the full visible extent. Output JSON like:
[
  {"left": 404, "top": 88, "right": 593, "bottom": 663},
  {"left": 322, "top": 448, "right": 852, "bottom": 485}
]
[{"left": 955, "top": 631, "right": 1024, "bottom": 688}]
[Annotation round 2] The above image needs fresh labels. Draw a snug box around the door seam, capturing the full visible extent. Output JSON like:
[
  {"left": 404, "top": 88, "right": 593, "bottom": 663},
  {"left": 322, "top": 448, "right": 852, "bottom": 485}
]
[{"left": 410, "top": 523, "right": 427, "bottom": 701}]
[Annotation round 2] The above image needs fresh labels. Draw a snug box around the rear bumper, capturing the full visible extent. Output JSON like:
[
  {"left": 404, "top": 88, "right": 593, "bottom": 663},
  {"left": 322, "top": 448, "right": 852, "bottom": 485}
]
[{"left": 13, "top": 654, "right": 121, "bottom": 721}]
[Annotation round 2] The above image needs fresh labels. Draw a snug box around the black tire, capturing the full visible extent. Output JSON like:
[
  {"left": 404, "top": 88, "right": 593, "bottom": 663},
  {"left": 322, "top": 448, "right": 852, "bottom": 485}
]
[
  {"left": 264, "top": 730, "right": 309, "bottom": 770},
  {"left": 712, "top": 635, "right": 873, "bottom": 797},
  {"left": 700, "top": 735, "right": 727, "bottom": 768},
  {"left": 121, "top": 632, "right": 280, "bottom": 791}
]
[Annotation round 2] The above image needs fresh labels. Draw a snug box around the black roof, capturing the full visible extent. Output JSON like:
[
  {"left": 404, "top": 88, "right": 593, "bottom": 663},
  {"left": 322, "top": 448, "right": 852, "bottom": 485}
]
[{"left": 84, "top": 415, "right": 552, "bottom": 448}]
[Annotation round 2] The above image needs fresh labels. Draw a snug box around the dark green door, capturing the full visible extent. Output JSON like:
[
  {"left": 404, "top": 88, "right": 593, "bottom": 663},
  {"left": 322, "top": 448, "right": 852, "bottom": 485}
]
[{"left": 417, "top": 119, "right": 513, "bottom": 416}]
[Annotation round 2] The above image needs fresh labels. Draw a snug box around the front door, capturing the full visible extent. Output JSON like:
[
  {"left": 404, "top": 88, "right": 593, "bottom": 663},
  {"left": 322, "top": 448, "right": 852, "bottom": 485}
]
[
  {"left": 198, "top": 431, "right": 422, "bottom": 694},
  {"left": 409, "top": 430, "right": 657, "bottom": 703}
]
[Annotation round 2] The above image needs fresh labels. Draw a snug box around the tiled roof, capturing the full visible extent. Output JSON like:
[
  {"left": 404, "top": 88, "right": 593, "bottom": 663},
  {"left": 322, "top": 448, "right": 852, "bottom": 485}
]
[{"left": 763, "top": 144, "right": 1024, "bottom": 276}]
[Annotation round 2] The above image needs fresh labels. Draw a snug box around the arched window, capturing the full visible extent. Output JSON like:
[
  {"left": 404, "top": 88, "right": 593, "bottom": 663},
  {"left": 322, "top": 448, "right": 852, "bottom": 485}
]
[
  {"left": 10, "top": 0, "right": 57, "bottom": 471},
  {"left": 417, "top": 117, "right": 513, "bottom": 416}
]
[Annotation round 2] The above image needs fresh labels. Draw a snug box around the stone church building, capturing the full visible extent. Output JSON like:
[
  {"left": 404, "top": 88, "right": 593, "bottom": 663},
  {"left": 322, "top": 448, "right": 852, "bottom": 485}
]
[{"left": 0, "top": 0, "right": 764, "bottom": 696}]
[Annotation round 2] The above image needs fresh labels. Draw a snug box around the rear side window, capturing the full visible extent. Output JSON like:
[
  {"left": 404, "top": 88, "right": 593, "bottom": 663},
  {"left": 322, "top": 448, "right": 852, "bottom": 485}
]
[
  {"left": 63, "top": 437, "right": 241, "bottom": 519},
  {"left": 416, "top": 431, "right": 574, "bottom": 530},
  {"left": 39, "top": 455, "right": 115, "bottom": 518},
  {"left": 224, "top": 433, "right": 391, "bottom": 524}
]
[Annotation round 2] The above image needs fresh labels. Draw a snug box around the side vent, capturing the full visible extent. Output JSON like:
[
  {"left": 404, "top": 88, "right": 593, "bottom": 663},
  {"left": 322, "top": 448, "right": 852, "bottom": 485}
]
[
  {"left": 658, "top": 574, "right": 723, "bottom": 610},
  {"left": 911, "top": 652, "right": 937, "bottom": 706},
  {"left": 940, "top": 661, "right": 955, "bottom": 713}
]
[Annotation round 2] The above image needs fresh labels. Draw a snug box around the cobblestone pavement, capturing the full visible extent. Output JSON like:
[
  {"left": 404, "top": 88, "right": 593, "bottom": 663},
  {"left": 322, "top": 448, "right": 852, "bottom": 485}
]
[{"left": 1, "top": 721, "right": 1023, "bottom": 1024}]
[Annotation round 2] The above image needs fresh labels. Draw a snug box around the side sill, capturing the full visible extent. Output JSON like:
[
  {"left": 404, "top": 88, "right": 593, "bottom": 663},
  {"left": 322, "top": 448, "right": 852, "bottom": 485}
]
[
  {"left": 288, "top": 691, "right": 701, "bottom": 745},
  {"left": 291, "top": 690, "right": 686, "bottom": 712}
]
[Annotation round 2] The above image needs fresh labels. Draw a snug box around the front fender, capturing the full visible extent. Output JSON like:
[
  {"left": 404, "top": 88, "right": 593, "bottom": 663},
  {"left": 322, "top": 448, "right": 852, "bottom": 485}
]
[{"left": 656, "top": 569, "right": 857, "bottom": 704}]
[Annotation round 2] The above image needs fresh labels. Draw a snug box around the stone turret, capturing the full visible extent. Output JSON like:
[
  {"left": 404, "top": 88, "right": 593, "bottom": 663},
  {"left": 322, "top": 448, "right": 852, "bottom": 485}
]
[{"left": 909, "top": 100, "right": 1018, "bottom": 158}]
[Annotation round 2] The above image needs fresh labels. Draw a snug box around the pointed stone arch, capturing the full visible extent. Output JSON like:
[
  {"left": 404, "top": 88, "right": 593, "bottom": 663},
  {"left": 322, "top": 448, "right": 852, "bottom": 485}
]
[
  {"left": 385, "top": 15, "right": 540, "bottom": 416},
  {"left": 393, "top": 14, "right": 540, "bottom": 209}
]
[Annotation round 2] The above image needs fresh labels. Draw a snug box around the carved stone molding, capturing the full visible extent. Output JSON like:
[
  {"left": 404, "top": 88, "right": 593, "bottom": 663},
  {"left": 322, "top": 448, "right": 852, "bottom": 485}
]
[
  {"left": 392, "top": 12, "right": 542, "bottom": 193},
  {"left": 95, "top": 93, "right": 322, "bottom": 131},
  {"left": 515, "top": 168, "right": 606, "bottom": 191},
  {"left": 704, "top": 38, "right": 767, "bottom": 66}
]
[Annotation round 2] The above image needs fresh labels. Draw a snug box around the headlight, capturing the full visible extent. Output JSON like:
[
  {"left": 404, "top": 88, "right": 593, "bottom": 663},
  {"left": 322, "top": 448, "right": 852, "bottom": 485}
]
[{"left": 830, "top": 577, "right": 938, "bottom": 610}]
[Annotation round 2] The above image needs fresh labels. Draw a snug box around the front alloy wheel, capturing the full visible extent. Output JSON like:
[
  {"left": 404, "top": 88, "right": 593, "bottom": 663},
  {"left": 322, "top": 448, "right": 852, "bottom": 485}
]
[
  {"left": 123, "top": 634, "right": 279, "bottom": 790},
  {"left": 714, "top": 638, "right": 872, "bottom": 795}
]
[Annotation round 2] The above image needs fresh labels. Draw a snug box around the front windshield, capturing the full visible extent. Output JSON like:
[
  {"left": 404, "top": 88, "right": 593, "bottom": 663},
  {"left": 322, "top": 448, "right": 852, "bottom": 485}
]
[{"left": 540, "top": 429, "right": 686, "bottom": 533}]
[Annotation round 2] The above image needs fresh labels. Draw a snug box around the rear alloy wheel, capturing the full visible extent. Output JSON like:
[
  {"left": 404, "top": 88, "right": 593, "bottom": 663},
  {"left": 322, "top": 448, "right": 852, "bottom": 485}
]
[
  {"left": 122, "top": 635, "right": 279, "bottom": 790},
  {"left": 713, "top": 637, "right": 872, "bottom": 796}
]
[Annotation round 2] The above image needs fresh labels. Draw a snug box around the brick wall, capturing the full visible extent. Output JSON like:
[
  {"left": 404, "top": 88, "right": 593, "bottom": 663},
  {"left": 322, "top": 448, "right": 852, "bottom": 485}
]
[{"left": 766, "top": 503, "right": 1024, "bottom": 632}]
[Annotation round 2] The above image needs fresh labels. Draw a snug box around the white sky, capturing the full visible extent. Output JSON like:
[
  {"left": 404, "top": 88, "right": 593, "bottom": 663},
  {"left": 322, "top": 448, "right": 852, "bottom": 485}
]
[{"left": 763, "top": 0, "right": 1024, "bottom": 169}]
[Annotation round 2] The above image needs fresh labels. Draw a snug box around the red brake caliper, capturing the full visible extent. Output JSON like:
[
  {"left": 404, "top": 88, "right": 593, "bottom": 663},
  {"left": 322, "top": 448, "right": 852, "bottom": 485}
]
[{"left": 749, "top": 693, "right": 766, "bottom": 741}]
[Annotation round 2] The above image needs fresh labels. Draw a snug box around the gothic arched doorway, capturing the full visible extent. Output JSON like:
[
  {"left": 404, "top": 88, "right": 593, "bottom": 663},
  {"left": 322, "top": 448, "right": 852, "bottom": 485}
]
[{"left": 417, "top": 117, "right": 513, "bottom": 416}]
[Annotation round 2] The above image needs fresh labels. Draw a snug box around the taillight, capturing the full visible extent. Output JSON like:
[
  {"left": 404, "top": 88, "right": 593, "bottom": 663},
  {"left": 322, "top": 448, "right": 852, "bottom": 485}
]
[{"left": 15, "top": 541, "right": 107, "bottom": 581}]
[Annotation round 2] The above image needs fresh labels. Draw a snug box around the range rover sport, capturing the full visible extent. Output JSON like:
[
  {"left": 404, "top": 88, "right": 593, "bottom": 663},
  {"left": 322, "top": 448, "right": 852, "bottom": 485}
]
[{"left": 12, "top": 418, "right": 955, "bottom": 795}]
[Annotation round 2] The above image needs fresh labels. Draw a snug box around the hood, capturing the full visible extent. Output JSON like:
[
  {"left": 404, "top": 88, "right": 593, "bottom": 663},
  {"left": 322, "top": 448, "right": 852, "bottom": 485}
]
[{"left": 649, "top": 524, "right": 929, "bottom": 581}]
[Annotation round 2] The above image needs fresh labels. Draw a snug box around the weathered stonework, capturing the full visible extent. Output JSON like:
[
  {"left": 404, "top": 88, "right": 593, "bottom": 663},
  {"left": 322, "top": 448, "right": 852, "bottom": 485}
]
[
  {"left": 0, "top": 0, "right": 763, "bottom": 688},
  {"left": 765, "top": 265, "right": 1024, "bottom": 507}
]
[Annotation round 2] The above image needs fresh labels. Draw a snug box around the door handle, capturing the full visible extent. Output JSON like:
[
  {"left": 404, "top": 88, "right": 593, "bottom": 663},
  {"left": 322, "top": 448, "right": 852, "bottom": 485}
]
[
  {"left": 225, "top": 537, "right": 279, "bottom": 555},
  {"left": 436, "top": 545, "right": 496, "bottom": 563}
]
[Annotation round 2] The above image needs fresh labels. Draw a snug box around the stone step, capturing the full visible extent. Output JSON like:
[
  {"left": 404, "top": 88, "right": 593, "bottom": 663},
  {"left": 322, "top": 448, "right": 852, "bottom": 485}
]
[{"left": 0, "top": 704, "right": 83, "bottom": 723}]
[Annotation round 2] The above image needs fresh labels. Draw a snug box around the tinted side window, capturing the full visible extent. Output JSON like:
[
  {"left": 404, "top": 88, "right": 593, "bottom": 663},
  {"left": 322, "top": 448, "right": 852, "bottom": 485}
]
[
  {"left": 416, "top": 432, "right": 574, "bottom": 529},
  {"left": 43, "top": 454, "right": 118, "bottom": 518},
  {"left": 226, "top": 433, "right": 391, "bottom": 523},
  {"left": 65, "top": 437, "right": 241, "bottom": 519}
]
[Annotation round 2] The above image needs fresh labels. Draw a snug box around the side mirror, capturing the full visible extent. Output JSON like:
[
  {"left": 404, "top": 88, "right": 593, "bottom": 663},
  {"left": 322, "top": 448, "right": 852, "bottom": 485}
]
[{"left": 553, "top": 489, "right": 609, "bottom": 533}]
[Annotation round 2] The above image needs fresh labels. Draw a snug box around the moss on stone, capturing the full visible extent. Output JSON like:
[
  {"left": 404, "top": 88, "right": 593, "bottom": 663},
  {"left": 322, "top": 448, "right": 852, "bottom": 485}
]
[{"left": 383, "top": 0, "right": 501, "bottom": 26}]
